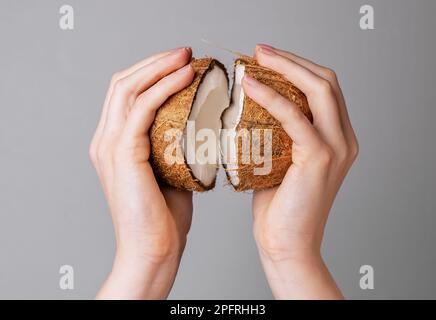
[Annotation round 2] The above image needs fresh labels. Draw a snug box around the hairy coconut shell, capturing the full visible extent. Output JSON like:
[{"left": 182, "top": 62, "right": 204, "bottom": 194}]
[
  {"left": 150, "top": 58, "right": 228, "bottom": 192},
  {"left": 225, "top": 56, "right": 313, "bottom": 191}
]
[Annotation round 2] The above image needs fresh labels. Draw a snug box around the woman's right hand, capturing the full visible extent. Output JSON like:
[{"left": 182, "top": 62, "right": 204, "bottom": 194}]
[{"left": 90, "top": 47, "right": 195, "bottom": 299}]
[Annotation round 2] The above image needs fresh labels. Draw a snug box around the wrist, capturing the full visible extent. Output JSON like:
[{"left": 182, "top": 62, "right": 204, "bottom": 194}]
[
  {"left": 96, "top": 249, "right": 181, "bottom": 300},
  {"left": 253, "top": 226, "right": 321, "bottom": 265},
  {"left": 96, "top": 235, "right": 186, "bottom": 300},
  {"left": 115, "top": 225, "right": 187, "bottom": 265},
  {"left": 258, "top": 249, "right": 343, "bottom": 300},
  {"left": 116, "top": 240, "right": 184, "bottom": 266},
  {"left": 258, "top": 245, "right": 322, "bottom": 268}
]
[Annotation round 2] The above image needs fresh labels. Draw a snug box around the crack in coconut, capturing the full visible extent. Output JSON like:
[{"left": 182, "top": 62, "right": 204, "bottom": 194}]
[
  {"left": 150, "top": 58, "right": 229, "bottom": 192},
  {"left": 221, "top": 56, "right": 313, "bottom": 191},
  {"left": 220, "top": 63, "right": 245, "bottom": 186},
  {"left": 151, "top": 56, "right": 312, "bottom": 192}
]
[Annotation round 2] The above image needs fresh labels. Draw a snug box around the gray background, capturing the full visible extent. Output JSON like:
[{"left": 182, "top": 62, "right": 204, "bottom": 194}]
[{"left": 0, "top": 0, "right": 435, "bottom": 299}]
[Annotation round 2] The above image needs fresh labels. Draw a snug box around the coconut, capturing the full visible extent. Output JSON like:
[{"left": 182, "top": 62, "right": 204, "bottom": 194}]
[
  {"left": 221, "top": 56, "right": 313, "bottom": 191},
  {"left": 150, "top": 58, "right": 229, "bottom": 192}
]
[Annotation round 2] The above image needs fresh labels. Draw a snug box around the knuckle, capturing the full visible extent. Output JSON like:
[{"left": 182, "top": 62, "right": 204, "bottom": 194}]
[
  {"left": 155, "top": 57, "right": 184, "bottom": 80},
  {"left": 110, "top": 72, "right": 122, "bottom": 85},
  {"left": 336, "top": 137, "right": 359, "bottom": 167},
  {"left": 89, "top": 141, "right": 97, "bottom": 164},
  {"left": 336, "top": 144, "right": 350, "bottom": 165},
  {"left": 113, "top": 78, "right": 132, "bottom": 95},
  {"left": 323, "top": 67, "right": 338, "bottom": 82},
  {"left": 153, "top": 60, "right": 168, "bottom": 79},
  {"left": 159, "top": 74, "right": 174, "bottom": 87},
  {"left": 315, "top": 143, "right": 334, "bottom": 168},
  {"left": 147, "top": 90, "right": 169, "bottom": 110},
  {"left": 96, "top": 143, "right": 112, "bottom": 162},
  {"left": 350, "top": 138, "right": 360, "bottom": 161},
  {"left": 315, "top": 78, "right": 333, "bottom": 95}
]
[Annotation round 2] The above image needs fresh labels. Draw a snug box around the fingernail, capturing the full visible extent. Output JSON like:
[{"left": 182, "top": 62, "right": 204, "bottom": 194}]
[
  {"left": 243, "top": 75, "right": 258, "bottom": 87},
  {"left": 172, "top": 46, "right": 191, "bottom": 54},
  {"left": 257, "top": 45, "right": 276, "bottom": 56},
  {"left": 175, "top": 64, "right": 192, "bottom": 74},
  {"left": 257, "top": 43, "right": 274, "bottom": 50}
]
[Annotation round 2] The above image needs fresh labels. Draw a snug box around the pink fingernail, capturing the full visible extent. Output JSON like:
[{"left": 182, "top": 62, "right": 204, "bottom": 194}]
[
  {"left": 257, "top": 43, "right": 274, "bottom": 50},
  {"left": 171, "top": 46, "right": 191, "bottom": 53},
  {"left": 258, "top": 45, "right": 276, "bottom": 56}
]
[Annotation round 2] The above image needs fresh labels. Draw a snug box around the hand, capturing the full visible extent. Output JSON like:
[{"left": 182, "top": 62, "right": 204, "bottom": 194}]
[
  {"left": 243, "top": 44, "right": 358, "bottom": 299},
  {"left": 89, "top": 47, "right": 195, "bottom": 299}
]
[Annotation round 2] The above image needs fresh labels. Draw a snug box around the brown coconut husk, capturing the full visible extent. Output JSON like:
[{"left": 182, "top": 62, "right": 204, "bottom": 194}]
[
  {"left": 150, "top": 58, "right": 228, "bottom": 192},
  {"left": 224, "top": 56, "right": 313, "bottom": 191}
]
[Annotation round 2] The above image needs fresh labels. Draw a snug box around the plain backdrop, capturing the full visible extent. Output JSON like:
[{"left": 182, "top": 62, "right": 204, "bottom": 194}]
[{"left": 0, "top": 0, "right": 435, "bottom": 299}]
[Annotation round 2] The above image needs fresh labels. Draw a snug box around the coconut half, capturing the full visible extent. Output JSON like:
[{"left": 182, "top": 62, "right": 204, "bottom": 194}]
[
  {"left": 221, "top": 56, "right": 313, "bottom": 191},
  {"left": 150, "top": 58, "right": 229, "bottom": 191}
]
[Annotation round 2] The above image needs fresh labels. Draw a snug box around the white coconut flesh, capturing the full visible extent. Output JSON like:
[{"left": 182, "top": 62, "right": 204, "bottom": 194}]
[
  {"left": 184, "top": 65, "right": 230, "bottom": 187},
  {"left": 220, "top": 64, "right": 245, "bottom": 187}
]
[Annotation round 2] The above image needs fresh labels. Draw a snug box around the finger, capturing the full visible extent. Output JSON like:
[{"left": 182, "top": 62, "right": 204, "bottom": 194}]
[
  {"left": 90, "top": 49, "right": 175, "bottom": 163},
  {"left": 105, "top": 47, "right": 192, "bottom": 133},
  {"left": 256, "top": 44, "right": 357, "bottom": 147},
  {"left": 257, "top": 44, "right": 331, "bottom": 79},
  {"left": 161, "top": 186, "right": 193, "bottom": 237},
  {"left": 91, "top": 49, "right": 177, "bottom": 148},
  {"left": 120, "top": 49, "right": 174, "bottom": 77},
  {"left": 254, "top": 46, "right": 345, "bottom": 147},
  {"left": 252, "top": 187, "right": 277, "bottom": 218},
  {"left": 242, "top": 75, "right": 321, "bottom": 148},
  {"left": 122, "top": 64, "right": 195, "bottom": 141}
]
